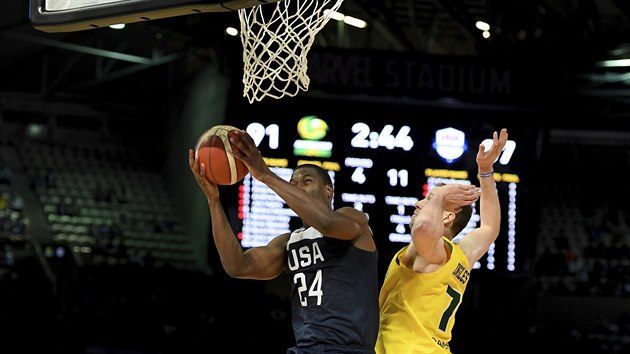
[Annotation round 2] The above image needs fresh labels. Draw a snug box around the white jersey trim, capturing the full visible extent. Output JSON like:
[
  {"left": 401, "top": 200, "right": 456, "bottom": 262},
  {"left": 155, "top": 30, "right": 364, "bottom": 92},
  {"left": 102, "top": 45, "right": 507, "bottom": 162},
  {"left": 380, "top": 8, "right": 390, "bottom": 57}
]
[{"left": 287, "top": 227, "right": 323, "bottom": 248}]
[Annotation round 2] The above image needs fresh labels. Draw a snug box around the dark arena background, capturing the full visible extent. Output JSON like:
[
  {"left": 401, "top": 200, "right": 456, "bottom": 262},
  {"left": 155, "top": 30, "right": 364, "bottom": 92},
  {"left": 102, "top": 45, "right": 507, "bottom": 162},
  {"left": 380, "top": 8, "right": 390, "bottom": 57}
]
[{"left": 1, "top": 0, "right": 630, "bottom": 353}]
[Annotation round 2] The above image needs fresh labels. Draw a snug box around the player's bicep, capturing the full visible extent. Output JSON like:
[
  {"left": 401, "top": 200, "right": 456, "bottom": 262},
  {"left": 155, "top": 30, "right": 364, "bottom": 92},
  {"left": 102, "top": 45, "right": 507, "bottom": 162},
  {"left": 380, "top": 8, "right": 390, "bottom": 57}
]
[
  {"left": 240, "top": 234, "right": 288, "bottom": 280},
  {"left": 458, "top": 227, "right": 497, "bottom": 265}
]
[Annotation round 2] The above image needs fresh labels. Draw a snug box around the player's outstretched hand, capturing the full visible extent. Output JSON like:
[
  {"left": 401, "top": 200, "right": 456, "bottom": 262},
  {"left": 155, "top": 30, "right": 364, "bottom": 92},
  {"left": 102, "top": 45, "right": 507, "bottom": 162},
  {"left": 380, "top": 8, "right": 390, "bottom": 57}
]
[
  {"left": 229, "top": 130, "right": 271, "bottom": 182},
  {"left": 477, "top": 128, "right": 508, "bottom": 172}
]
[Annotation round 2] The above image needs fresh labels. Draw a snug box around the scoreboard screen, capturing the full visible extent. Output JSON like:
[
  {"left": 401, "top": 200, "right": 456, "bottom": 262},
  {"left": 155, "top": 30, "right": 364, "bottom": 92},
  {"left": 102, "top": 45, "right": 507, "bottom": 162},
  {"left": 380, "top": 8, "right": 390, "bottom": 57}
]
[{"left": 223, "top": 101, "right": 535, "bottom": 274}]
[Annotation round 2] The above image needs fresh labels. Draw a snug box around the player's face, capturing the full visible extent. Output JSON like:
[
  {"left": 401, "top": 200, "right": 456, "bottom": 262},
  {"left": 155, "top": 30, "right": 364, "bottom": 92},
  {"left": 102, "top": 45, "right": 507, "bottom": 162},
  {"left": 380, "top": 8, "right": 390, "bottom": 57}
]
[
  {"left": 410, "top": 194, "right": 428, "bottom": 225},
  {"left": 290, "top": 168, "right": 327, "bottom": 200},
  {"left": 409, "top": 186, "right": 441, "bottom": 226}
]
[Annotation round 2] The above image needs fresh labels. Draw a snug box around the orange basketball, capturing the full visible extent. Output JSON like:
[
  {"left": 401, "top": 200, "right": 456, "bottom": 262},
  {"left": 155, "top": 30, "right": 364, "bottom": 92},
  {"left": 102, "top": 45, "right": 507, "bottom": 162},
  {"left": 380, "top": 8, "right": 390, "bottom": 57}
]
[{"left": 194, "top": 125, "right": 249, "bottom": 185}]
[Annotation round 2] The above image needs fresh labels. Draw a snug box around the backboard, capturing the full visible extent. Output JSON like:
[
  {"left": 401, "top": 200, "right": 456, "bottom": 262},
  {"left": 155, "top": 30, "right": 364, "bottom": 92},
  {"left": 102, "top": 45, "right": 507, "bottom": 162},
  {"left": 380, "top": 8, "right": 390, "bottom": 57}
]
[{"left": 30, "top": 0, "right": 281, "bottom": 32}]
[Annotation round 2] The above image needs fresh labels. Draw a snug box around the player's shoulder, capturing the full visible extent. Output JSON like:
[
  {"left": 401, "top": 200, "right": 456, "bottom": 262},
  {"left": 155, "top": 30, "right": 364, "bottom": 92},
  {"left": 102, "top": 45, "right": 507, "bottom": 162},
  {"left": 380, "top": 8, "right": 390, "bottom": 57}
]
[{"left": 336, "top": 206, "right": 368, "bottom": 220}]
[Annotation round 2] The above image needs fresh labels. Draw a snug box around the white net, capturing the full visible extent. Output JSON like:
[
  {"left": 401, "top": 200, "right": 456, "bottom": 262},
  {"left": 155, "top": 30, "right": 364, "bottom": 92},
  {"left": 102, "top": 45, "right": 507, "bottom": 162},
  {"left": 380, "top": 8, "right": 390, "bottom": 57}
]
[{"left": 238, "top": 0, "right": 345, "bottom": 103}]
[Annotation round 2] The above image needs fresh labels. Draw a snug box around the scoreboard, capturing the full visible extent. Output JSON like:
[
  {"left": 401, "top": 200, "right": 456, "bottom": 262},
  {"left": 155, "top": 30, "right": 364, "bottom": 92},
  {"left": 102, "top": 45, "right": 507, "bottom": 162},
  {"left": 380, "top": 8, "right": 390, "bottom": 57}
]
[{"left": 223, "top": 101, "right": 534, "bottom": 274}]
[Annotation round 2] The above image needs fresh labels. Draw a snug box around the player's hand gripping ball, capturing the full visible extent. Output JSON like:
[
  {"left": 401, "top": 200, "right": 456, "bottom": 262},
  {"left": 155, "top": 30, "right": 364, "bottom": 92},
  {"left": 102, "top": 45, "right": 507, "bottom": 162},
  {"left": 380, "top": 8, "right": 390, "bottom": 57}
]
[{"left": 194, "top": 125, "right": 249, "bottom": 185}]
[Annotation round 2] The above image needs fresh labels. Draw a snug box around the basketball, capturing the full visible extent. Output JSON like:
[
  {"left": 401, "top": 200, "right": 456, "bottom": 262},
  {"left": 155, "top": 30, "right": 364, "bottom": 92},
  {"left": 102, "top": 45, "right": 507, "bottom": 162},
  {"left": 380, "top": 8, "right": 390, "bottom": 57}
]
[{"left": 194, "top": 125, "right": 249, "bottom": 185}]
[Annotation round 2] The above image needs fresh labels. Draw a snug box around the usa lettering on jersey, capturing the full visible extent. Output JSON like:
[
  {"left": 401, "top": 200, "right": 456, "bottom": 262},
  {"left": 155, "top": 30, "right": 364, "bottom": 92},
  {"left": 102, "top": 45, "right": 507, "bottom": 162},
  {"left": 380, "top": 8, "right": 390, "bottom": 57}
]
[{"left": 288, "top": 242, "right": 325, "bottom": 271}]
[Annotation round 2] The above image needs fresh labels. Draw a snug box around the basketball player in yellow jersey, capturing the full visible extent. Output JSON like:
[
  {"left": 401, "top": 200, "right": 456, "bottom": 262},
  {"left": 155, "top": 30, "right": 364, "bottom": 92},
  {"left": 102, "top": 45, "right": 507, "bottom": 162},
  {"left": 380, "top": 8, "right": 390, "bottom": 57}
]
[{"left": 376, "top": 128, "right": 508, "bottom": 354}]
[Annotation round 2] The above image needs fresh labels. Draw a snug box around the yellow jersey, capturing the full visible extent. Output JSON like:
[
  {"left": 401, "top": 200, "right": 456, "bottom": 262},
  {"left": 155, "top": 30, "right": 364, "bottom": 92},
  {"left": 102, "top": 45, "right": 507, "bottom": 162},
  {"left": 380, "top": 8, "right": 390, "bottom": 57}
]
[{"left": 376, "top": 238, "right": 471, "bottom": 354}]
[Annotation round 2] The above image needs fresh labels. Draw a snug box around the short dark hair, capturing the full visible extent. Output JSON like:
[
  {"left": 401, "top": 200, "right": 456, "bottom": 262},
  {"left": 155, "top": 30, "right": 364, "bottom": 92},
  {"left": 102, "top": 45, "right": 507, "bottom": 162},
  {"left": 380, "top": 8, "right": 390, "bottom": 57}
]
[
  {"left": 451, "top": 204, "right": 473, "bottom": 237},
  {"left": 293, "top": 164, "right": 332, "bottom": 186}
]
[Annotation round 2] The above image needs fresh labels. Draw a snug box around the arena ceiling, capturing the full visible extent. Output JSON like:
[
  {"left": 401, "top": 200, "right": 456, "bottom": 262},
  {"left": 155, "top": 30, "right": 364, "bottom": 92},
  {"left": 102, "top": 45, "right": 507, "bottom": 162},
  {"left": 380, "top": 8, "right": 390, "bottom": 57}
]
[{"left": 0, "top": 0, "right": 629, "bottom": 119}]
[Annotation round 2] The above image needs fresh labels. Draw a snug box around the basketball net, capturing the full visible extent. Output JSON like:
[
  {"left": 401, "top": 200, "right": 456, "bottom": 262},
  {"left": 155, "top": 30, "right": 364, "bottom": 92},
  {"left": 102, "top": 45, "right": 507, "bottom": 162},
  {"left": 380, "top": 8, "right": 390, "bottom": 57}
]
[{"left": 238, "top": 0, "right": 345, "bottom": 103}]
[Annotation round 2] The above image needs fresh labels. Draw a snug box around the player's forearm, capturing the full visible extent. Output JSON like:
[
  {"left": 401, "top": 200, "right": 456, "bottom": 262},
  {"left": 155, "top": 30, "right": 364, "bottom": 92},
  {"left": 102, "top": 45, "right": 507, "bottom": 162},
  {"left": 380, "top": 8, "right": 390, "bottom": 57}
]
[
  {"left": 259, "top": 171, "right": 337, "bottom": 230},
  {"left": 411, "top": 194, "right": 446, "bottom": 253},
  {"left": 478, "top": 175, "right": 500, "bottom": 234},
  {"left": 207, "top": 198, "right": 249, "bottom": 277}
]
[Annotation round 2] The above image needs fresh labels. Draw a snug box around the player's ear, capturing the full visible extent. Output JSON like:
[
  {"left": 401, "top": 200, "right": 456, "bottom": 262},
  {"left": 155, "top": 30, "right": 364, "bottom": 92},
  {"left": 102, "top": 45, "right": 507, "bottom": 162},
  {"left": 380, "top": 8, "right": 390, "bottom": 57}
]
[
  {"left": 443, "top": 211, "right": 455, "bottom": 223},
  {"left": 325, "top": 184, "right": 333, "bottom": 200}
]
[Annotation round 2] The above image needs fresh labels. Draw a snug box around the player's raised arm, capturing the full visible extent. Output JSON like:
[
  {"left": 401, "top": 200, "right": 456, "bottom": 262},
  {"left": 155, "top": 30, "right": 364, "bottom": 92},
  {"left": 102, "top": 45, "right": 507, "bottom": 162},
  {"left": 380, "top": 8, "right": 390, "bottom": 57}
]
[
  {"left": 188, "top": 148, "right": 285, "bottom": 280},
  {"left": 458, "top": 128, "right": 508, "bottom": 266}
]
